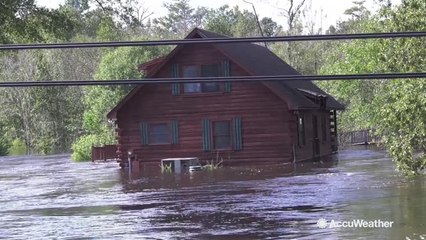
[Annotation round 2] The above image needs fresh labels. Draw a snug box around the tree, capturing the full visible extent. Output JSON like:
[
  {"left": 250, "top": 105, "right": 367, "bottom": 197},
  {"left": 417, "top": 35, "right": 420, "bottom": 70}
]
[
  {"left": 89, "top": 0, "right": 151, "bottom": 28},
  {"left": 65, "top": 0, "right": 90, "bottom": 13},
  {"left": 204, "top": 5, "right": 281, "bottom": 37},
  {"left": 281, "top": 0, "right": 307, "bottom": 33},
  {"left": 71, "top": 42, "right": 169, "bottom": 161},
  {"left": 0, "top": 0, "right": 79, "bottom": 44},
  {"left": 320, "top": 0, "right": 426, "bottom": 175},
  {"left": 0, "top": 122, "right": 10, "bottom": 156},
  {"left": 0, "top": 0, "right": 36, "bottom": 43},
  {"left": 152, "top": 0, "right": 207, "bottom": 37}
]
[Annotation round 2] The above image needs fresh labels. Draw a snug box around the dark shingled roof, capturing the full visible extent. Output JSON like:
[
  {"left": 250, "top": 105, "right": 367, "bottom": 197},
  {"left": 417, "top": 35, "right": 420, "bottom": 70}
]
[
  {"left": 195, "top": 28, "right": 344, "bottom": 110},
  {"left": 107, "top": 28, "right": 343, "bottom": 119}
]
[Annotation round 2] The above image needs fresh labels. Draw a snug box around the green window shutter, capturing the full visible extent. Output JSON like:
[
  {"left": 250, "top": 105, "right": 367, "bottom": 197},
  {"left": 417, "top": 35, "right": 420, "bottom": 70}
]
[
  {"left": 171, "top": 120, "right": 179, "bottom": 144},
  {"left": 171, "top": 64, "right": 180, "bottom": 96},
  {"left": 233, "top": 117, "right": 243, "bottom": 150},
  {"left": 140, "top": 122, "right": 149, "bottom": 145},
  {"left": 222, "top": 60, "right": 231, "bottom": 93},
  {"left": 202, "top": 119, "right": 211, "bottom": 151}
]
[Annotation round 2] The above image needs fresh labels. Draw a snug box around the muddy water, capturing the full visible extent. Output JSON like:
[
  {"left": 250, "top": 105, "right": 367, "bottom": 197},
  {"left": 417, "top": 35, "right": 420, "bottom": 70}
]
[{"left": 0, "top": 148, "right": 424, "bottom": 239}]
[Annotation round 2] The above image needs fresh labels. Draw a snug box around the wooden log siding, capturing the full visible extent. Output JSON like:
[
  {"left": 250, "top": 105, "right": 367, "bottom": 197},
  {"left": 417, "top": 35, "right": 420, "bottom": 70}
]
[{"left": 114, "top": 44, "right": 334, "bottom": 165}]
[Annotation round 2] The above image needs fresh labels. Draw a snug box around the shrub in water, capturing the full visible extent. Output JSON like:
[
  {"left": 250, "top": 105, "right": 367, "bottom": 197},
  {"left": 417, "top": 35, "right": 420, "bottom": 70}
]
[
  {"left": 8, "top": 139, "right": 26, "bottom": 156},
  {"left": 71, "top": 134, "right": 100, "bottom": 162}
]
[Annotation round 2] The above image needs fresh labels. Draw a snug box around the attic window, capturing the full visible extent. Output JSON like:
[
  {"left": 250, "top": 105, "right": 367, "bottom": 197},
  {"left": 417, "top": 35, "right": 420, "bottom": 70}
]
[{"left": 183, "top": 64, "right": 220, "bottom": 93}]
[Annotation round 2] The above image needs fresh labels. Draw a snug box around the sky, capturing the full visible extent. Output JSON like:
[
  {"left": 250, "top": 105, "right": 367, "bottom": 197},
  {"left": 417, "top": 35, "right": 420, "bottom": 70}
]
[{"left": 35, "top": 0, "right": 401, "bottom": 31}]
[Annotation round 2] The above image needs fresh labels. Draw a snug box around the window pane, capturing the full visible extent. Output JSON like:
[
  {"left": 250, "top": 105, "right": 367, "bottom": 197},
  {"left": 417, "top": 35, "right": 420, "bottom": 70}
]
[
  {"left": 150, "top": 134, "right": 169, "bottom": 144},
  {"left": 203, "top": 82, "right": 219, "bottom": 92},
  {"left": 214, "top": 136, "right": 230, "bottom": 149},
  {"left": 213, "top": 121, "right": 230, "bottom": 149},
  {"left": 214, "top": 121, "right": 230, "bottom": 136},
  {"left": 201, "top": 64, "right": 219, "bottom": 77},
  {"left": 183, "top": 66, "right": 199, "bottom": 77},
  {"left": 183, "top": 65, "right": 200, "bottom": 93},
  {"left": 184, "top": 83, "right": 201, "bottom": 93},
  {"left": 149, "top": 123, "right": 169, "bottom": 144}
]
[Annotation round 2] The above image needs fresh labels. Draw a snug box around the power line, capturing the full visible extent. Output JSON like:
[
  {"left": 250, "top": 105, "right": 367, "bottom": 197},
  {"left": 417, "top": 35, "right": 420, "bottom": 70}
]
[
  {"left": 1, "top": 32, "right": 425, "bottom": 51},
  {"left": 0, "top": 73, "right": 425, "bottom": 87}
]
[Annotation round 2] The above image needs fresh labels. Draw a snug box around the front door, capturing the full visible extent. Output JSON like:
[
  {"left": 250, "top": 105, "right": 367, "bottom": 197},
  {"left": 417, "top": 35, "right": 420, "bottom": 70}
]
[{"left": 312, "top": 115, "right": 320, "bottom": 157}]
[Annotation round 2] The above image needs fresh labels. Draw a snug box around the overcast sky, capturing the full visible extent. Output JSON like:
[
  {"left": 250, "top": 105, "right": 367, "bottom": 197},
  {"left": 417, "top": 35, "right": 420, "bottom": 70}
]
[{"left": 35, "top": 0, "right": 401, "bottom": 31}]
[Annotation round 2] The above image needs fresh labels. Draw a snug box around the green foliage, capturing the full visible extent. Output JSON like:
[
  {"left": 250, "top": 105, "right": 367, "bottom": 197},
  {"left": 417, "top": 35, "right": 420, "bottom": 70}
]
[
  {"left": 71, "top": 127, "right": 116, "bottom": 161},
  {"left": 0, "top": 122, "right": 10, "bottom": 156},
  {"left": 96, "top": 16, "right": 121, "bottom": 42},
  {"left": 203, "top": 159, "right": 223, "bottom": 171},
  {"left": 71, "top": 134, "right": 101, "bottom": 162},
  {"left": 205, "top": 5, "right": 280, "bottom": 37},
  {"left": 74, "top": 43, "right": 169, "bottom": 161},
  {"left": 152, "top": 0, "right": 207, "bottom": 37},
  {"left": 84, "top": 44, "right": 168, "bottom": 135},
  {"left": 320, "top": 0, "right": 426, "bottom": 175},
  {"left": 8, "top": 139, "right": 27, "bottom": 156},
  {"left": 161, "top": 163, "right": 173, "bottom": 173}
]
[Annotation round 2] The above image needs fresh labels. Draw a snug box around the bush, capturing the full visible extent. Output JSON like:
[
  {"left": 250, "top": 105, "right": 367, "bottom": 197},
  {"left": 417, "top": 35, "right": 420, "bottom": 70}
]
[
  {"left": 0, "top": 139, "right": 9, "bottom": 156},
  {"left": 0, "top": 123, "right": 10, "bottom": 156},
  {"left": 8, "top": 139, "right": 26, "bottom": 156},
  {"left": 71, "top": 134, "right": 100, "bottom": 162},
  {"left": 71, "top": 130, "right": 116, "bottom": 162}
]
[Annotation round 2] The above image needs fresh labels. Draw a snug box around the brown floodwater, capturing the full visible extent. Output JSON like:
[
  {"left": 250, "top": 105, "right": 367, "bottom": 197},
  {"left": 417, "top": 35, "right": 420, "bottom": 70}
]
[{"left": 0, "top": 147, "right": 424, "bottom": 239}]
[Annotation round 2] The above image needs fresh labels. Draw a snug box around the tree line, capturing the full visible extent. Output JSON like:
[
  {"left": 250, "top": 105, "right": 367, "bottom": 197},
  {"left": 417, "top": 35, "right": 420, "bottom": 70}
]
[{"left": 0, "top": 0, "right": 424, "bottom": 175}]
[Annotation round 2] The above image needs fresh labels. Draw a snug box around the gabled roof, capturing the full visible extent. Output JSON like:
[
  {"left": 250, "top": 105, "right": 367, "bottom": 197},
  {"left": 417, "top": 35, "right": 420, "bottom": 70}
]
[
  {"left": 107, "top": 28, "right": 344, "bottom": 119},
  {"left": 195, "top": 28, "right": 344, "bottom": 111}
]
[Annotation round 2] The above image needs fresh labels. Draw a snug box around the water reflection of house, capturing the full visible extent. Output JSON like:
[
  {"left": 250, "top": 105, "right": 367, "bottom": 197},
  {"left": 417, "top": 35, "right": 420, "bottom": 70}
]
[{"left": 106, "top": 28, "right": 344, "bottom": 168}]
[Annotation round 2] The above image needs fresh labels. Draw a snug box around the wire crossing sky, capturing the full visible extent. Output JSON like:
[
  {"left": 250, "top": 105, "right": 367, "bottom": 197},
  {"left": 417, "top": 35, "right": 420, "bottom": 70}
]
[
  {"left": 0, "top": 73, "right": 425, "bottom": 87},
  {"left": 1, "top": 32, "right": 425, "bottom": 50}
]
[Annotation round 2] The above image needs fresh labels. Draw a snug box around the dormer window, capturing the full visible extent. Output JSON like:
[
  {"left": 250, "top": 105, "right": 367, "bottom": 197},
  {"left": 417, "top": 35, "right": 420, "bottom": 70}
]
[{"left": 183, "top": 64, "right": 220, "bottom": 93}]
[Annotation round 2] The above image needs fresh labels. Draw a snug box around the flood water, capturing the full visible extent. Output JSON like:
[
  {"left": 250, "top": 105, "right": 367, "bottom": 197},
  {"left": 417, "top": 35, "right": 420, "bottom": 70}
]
[{"left": 0, "top": 148, "right": 425, "bottom": 239}]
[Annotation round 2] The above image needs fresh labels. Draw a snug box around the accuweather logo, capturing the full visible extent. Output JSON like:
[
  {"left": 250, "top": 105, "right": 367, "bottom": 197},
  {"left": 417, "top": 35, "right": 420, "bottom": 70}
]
[{"left": 316, "top": 218, "right": 394, "bottom": 229}]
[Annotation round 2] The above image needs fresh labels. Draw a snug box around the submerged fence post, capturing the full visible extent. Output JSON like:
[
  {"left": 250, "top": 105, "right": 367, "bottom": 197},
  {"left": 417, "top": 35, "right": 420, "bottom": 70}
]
[{"left": 128, "top": 150, "right": 132, "bottom": 173}]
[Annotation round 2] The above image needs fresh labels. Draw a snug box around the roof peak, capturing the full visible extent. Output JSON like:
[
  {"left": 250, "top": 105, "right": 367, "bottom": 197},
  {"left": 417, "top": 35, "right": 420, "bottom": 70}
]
[{"left": 185, "top": 27, "right": 230, "bottom": 39}]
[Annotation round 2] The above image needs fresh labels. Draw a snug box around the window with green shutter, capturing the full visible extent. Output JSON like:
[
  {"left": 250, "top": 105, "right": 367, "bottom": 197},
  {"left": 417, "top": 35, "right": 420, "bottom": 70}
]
[
  {"left": 148, "top": 123, "right": 169, "bottom": 144},
  {"left": 140, "top": 121, "right": 179, "bottom": 145},
  {"left": 201, "top": 118, "right": 243, "bottom": 152},
  {"left": 183, "top": 64, "right": 221, "bottom": 93}
]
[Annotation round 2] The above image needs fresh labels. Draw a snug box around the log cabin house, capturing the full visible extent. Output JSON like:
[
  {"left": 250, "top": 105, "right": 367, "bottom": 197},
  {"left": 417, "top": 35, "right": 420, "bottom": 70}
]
[{"left": 107, "top": 28, "right": 344, "bottom": 168}]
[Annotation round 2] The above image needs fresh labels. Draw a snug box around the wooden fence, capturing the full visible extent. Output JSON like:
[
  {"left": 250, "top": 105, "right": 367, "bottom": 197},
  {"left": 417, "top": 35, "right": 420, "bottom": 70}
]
[{"left": 91, "top": 145, "right": 118, "bottom": 161}]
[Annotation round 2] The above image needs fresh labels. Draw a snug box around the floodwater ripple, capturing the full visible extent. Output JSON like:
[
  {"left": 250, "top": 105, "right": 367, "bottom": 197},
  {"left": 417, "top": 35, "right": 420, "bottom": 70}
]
[{"left": 0, "top": 148, "right": 424, "bottom": 239}]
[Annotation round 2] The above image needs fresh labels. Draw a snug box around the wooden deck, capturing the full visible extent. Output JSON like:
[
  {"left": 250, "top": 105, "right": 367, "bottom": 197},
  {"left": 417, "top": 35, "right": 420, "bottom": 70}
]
[{"left": 91, "top": 145, "right": 118, "bottom": 162}]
